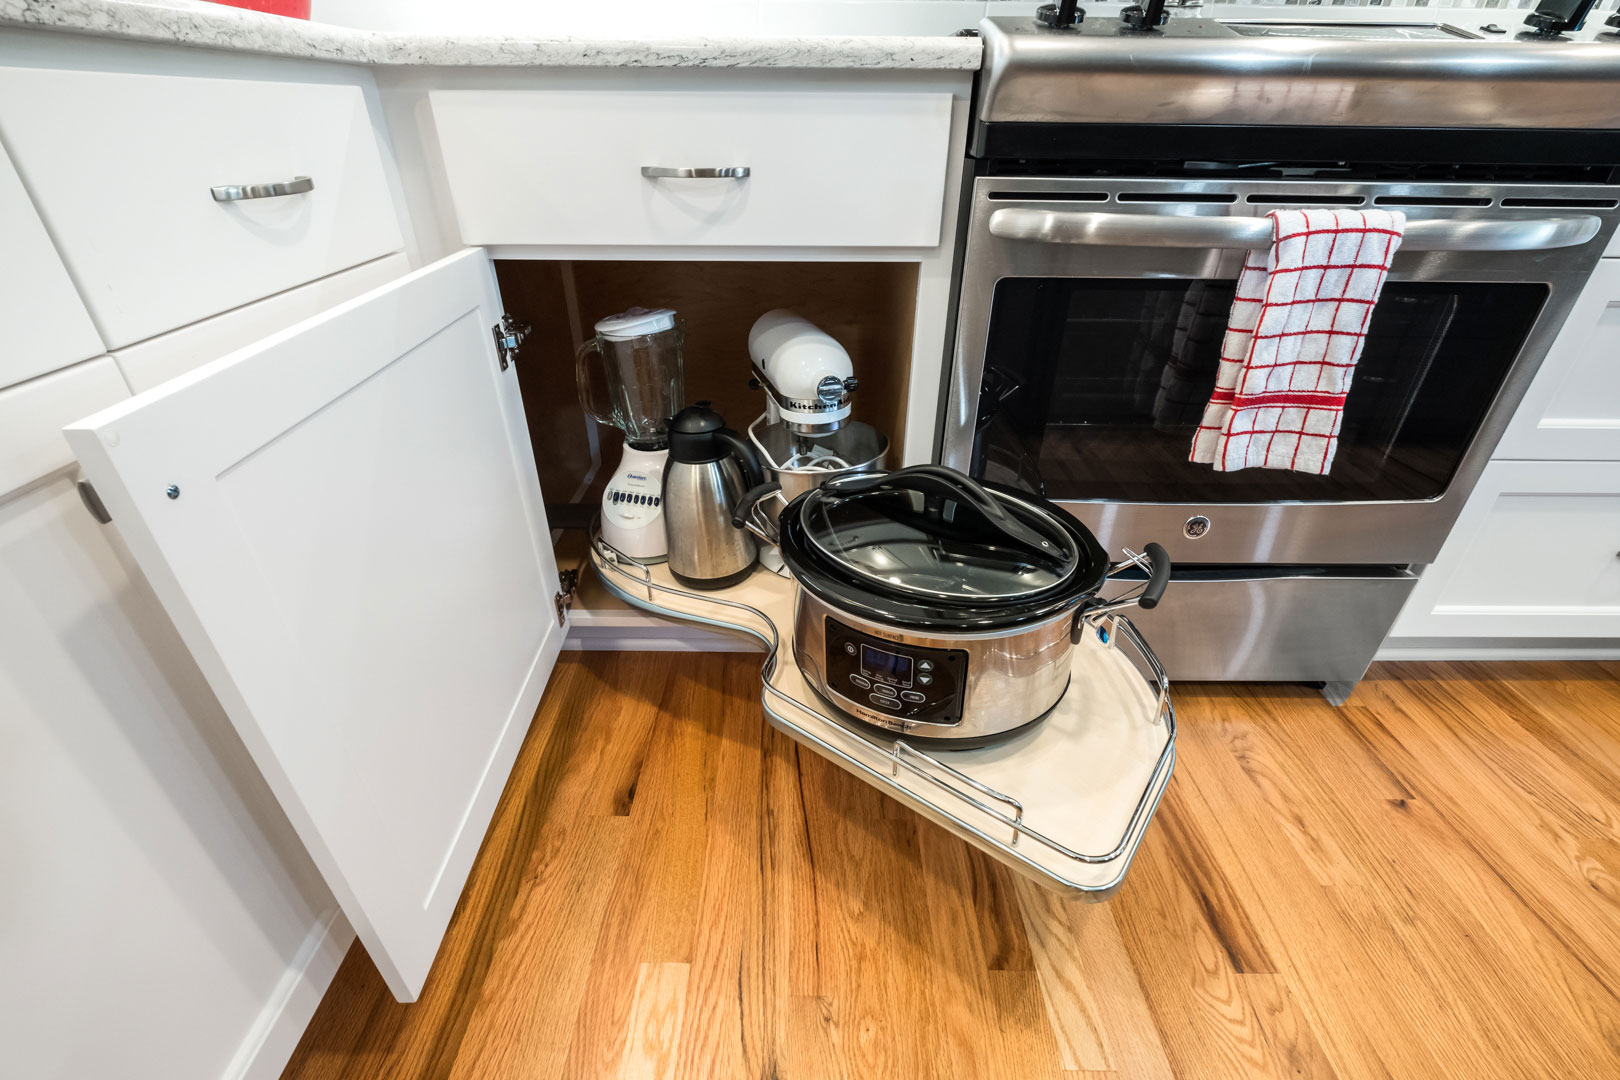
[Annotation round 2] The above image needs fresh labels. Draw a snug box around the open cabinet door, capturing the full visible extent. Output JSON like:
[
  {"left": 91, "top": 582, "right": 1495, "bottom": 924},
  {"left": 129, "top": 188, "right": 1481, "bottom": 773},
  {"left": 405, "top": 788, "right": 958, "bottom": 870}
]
[{"left": 65, "top": 249, "right": 566, "bottom": 1001}]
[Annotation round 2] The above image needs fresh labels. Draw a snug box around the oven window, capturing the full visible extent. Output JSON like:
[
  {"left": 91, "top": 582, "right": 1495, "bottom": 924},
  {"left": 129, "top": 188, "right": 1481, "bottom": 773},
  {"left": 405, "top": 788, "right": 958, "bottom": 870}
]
[{"left": 972, "top": 279, "right": 1548, "bottom": 502}]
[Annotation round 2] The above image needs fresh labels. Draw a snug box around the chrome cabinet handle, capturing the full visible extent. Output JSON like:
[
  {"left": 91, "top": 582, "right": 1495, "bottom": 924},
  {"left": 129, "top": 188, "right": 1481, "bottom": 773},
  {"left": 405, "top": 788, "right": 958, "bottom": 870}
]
[
  {"left": 987, "top": 208, "right": 1602, "bottom": 253},
  {"left": 210, "top": 176, "right": 315, "bottom": 202},
  {"left": 640, "top": 166, "right": 750, "bottom": 179}
]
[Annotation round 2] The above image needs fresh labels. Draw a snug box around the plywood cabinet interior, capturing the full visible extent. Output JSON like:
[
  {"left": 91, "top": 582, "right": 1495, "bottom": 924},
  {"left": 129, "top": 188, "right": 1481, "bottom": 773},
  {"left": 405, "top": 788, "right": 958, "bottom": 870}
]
[{"left": 492, "top": 259, "right": 918, "bottom": 515}]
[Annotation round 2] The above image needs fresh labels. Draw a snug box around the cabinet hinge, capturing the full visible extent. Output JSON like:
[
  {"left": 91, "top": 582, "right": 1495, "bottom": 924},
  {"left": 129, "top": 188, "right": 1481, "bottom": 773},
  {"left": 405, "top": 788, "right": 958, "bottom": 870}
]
[
  {"left": 555, "top": 567, "right": 580, "bottom": 626},
  {"left": 77, "top": 479, "right": 112, "bottom": 524},
  {"left": 492, "top": 313, "right": 530, "bottom": 371}
]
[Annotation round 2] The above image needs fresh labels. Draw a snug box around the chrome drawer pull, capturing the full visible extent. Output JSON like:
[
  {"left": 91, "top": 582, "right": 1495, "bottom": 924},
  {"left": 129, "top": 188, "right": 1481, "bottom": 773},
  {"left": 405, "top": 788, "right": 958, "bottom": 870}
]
[
  {"left": 640, "top": 166, "right": 751, "bottom": 179},
  {"left": 987, "top": 208, "right": 1602, "bottom": 253},
  {"left": 210, "top": 176, "right": 315, "bottom": 202}
]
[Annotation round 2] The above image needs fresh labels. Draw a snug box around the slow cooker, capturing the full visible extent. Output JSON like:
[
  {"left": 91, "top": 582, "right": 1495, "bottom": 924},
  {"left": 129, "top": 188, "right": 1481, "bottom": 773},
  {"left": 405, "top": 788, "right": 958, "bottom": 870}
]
[{"left": 780, "top": 465, "right": 1169, "bottom": 745}]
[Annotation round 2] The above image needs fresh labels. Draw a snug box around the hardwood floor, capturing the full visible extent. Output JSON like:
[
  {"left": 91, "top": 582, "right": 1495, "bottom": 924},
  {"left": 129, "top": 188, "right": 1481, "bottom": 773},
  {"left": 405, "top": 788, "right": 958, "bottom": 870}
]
[{"left": 280, "top": 655, "right": 1620, "bottom": 1080}]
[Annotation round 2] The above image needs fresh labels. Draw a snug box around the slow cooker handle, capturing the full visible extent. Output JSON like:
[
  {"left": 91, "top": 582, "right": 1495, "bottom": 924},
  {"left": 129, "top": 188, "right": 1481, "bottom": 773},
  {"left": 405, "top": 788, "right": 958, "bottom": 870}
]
[
  {"left": 1070, "top": 542, "right": 1172, "bottom": 643},
  {"left": 823, "top": 465, "right": 1058, "bottom": 557},
  {"left": 1138, "top": 542, "right": 1171, "bottom": 610},
  {"left": 731, "top": 480, "right": 783, "bottom": 543}
]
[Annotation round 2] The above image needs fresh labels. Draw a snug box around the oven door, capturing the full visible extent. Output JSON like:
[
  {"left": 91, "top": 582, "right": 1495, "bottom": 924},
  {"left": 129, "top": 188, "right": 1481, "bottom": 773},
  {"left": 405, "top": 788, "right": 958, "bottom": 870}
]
[{"left": 942, "top": 176, "right": 1619, "bottom": 565}]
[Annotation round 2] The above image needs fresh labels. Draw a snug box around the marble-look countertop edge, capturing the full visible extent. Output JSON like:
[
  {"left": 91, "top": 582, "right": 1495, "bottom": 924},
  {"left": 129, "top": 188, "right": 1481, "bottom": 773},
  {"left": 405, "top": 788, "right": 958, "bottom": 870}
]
[{"left": 0, "top": 0, "right": 985, "bottom": 69}]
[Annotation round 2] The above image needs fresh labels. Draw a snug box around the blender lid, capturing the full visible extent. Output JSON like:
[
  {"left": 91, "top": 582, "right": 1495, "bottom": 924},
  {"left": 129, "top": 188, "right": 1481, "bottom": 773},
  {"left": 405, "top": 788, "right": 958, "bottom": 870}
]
[
  {"left": 595, "top": 307, "right": 677, "bottom": 340},
  {"left": 799, "top": 470, "right": 1082, "bottom": 604}
]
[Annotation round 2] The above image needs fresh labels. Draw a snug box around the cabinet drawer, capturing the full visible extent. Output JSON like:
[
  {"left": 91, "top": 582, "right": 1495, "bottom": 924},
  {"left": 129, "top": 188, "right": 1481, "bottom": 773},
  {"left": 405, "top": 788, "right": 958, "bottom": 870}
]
[
  {"left": 0, "top": 68, "right": 403, "bottom": 349},
  {"left": 1497, "top": 258, "right": 1620, "bottom": 461},
  {"left": 1394, "top": 460, "right": 1620, "bottom": 638},
  {"left": 429, "top": 90, "right": 952, "bottom": 249},
  {"left": 0, "top": 139, "right": 104, "bottom": 390}
]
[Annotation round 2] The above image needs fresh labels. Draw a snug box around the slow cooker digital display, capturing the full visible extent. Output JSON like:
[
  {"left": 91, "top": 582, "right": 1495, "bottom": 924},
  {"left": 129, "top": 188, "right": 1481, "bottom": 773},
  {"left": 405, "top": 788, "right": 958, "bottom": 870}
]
[{"left": 860, "top": 644, "right": 914, "bottom": 687}]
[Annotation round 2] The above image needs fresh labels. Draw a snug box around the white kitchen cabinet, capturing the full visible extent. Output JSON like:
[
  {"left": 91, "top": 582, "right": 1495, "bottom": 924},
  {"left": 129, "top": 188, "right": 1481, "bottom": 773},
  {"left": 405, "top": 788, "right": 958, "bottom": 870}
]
[
  {"left": 1, "top": 376, "right": 340, "bottom": 1080},
  {"left": 428, "top": 89, "right": 953, "bottom": 248},
  {"left": 68, "top": 250, "right": 566, "bottom": 1002},
  {"left": 1496, "top": 258, "right": 1620, "bottom": 461},
  {"left": 1392, "top": 460, "right": 1620, "bottom": 638},
  {"left": 0, "top": 67, "right": 403, "bottom": 349},
  {"left": 0, "top": 139, "right": 104, "bottom": 390}
]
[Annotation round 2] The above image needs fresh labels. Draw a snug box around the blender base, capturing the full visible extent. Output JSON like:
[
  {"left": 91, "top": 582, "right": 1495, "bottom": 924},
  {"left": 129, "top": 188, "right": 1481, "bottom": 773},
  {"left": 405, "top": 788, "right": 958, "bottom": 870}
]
[{"left": 600, "top": 444, "right": 669, "bottom": 561}]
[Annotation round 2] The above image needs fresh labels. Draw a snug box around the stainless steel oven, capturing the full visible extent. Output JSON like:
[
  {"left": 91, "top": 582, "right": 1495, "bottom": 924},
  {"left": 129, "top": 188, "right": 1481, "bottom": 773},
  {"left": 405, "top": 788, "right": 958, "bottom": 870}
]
[{"left": 941, "top": 18, "right": 1620, "bottom": 694}]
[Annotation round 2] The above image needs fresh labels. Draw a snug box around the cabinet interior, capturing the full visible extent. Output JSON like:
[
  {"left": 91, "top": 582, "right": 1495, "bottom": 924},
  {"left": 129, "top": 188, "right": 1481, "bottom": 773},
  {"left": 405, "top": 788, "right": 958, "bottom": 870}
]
[
  {"left": 493, "top": 259, "right": 919, "bottom": 519},
  {"left": 494, "top": 258, "right": 919, "bottom": 620}
]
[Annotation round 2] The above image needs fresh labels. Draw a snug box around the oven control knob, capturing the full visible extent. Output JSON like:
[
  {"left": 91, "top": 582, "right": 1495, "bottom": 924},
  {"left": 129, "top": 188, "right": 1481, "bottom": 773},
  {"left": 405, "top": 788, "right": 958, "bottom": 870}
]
[
  {"left": 1183, "top": 515, "right": 1212, "bottom": 540},
  {"left": 1035, "top": 0, "right": 1083, "bottom": 29},
  {"left": 1119, "top": 3, "right": 1168, "bottom": 30}
]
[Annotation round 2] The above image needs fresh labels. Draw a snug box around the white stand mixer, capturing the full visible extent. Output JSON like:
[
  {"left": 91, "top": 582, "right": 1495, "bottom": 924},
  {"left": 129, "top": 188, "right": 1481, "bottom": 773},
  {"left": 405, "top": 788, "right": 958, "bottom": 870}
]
[{"left": 745, "top": 311, "right": 887, "bottom": 571}]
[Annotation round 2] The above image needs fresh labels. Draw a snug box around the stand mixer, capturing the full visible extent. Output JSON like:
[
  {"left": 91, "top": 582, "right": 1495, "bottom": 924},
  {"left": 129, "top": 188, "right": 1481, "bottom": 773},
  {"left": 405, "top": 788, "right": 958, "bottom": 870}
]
[
  {"left": 742, "top": 311, "right": 889, "bottom": 568},
  {"left": 576, "top": 308, "right": 685, "bottom": 560},
  {"left": 748, "top": 310, "right": 862, "bottom": 464}
]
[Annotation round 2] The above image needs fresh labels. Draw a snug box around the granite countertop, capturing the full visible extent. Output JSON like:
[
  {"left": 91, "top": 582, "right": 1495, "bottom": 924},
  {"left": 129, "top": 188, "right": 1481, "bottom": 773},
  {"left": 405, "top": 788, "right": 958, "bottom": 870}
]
[{"left": 0, "top": 0, "right": 985, "bottom": 68}]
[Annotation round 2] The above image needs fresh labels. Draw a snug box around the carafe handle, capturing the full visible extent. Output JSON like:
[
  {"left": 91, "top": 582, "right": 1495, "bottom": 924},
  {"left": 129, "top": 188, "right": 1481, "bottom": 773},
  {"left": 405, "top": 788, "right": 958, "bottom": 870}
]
[
  {"left": 574, "top": 338, "right": 617, "bottom": 429},
  {"left": 715, "top": 427, "right": 765, "bottom": 490}
]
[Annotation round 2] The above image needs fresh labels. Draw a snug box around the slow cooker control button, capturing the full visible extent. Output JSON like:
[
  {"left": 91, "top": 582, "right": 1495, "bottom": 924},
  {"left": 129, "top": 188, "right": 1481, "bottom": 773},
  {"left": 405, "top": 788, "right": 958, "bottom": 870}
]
[
  {"left": 872, "top": 683, "right": 897, "bottom": 698},
  {"left": 918, "top": 674, "right": 933, "bottom": 686},
  {"left": 918, "top": 660, "right": 933, "bottom": 672},
  {"left": 849, "top": 674, "right": 872, "bottom": 690},
  {"left": 844, "top": 643, "right": 856, "bottom": 655},
  {"left": 901, "top": 691, "right": 925, "bottom": 703},
  {"left": 869, "top": 694, "right": 902, "bottom": 710}
]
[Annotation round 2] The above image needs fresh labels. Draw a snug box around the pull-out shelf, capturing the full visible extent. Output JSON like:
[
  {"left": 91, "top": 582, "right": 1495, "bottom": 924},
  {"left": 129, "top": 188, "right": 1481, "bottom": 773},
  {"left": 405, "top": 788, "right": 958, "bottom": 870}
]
[{"left": 590, "top": 538, "right": 1176, "bottom": 899}]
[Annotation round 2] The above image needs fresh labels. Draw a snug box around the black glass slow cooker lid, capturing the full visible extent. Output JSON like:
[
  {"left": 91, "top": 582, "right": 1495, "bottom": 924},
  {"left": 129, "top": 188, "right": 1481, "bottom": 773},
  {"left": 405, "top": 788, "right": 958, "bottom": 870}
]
[
  {"left": 780, "top": 466, "right": 1110, "bottom": 631},
  {"left": 801, "top": 466, "right": 1080, "bottom": 602}
]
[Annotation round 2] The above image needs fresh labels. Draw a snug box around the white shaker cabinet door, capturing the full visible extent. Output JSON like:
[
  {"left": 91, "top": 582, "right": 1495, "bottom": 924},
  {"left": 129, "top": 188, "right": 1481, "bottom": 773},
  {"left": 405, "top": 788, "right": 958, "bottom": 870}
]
[
  {"left": 1496, "top": 259, "right": 1620, "bottom": 461},
  {"left": 65, "top": 249, "right": 566, "bottom": 1002}
]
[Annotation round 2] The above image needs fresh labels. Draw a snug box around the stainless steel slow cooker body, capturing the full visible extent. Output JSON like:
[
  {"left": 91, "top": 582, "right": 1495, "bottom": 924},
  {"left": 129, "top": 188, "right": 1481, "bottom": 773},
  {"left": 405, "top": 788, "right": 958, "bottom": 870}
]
[
  {"left": 792, "top": 588, "right": 1078, "bottom": 743},
  {"left": 778, "top": 465, "right": 1165, "bottom": 745}
]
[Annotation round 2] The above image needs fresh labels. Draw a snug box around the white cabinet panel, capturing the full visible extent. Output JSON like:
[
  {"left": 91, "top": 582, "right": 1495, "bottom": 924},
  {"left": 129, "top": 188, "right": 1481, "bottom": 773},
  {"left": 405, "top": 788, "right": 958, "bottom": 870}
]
[
  {"left": 1393, "top": 460, "right": 1620, "bottom": 638},
  {"left": 0, "top": 139, "right": 104, "bottom": 389},
  {"left": 1497, "top": 259, "right": 1620, "bottom": 461},
  {"left": 66, "top": 250, "right": 565, "bottom": 1001},
  {"left": 0, "top": 68, "right": 403, "bottom": 349},
  {"left": 430, "top": 90, "right": 952, "bottom": 248},
  {"left": 115, "top": 253, "right": 409, "bottom": 394},
  {"left": 0, "top": 357, "right": 127, "bottom": 499}
]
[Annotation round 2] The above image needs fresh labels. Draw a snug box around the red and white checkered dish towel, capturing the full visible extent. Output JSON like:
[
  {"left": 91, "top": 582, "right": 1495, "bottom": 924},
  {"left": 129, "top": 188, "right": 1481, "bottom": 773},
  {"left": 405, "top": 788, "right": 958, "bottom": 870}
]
[{"left": 1190, "top": 209, "right": 1405, "bottom": 473}]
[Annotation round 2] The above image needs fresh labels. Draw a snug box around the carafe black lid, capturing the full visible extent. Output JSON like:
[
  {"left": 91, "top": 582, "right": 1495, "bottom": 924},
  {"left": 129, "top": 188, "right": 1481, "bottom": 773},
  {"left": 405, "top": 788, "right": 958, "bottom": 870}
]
[{"left": 668, "top": 402, "right": 729, "bottom": 463}]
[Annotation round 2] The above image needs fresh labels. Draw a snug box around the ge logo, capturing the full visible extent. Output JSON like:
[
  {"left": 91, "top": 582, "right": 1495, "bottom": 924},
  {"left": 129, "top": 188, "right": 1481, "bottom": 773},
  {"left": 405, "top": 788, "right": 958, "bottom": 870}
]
[{"left": 1183, "top": 515, "right": 1212, "bottom": 540}]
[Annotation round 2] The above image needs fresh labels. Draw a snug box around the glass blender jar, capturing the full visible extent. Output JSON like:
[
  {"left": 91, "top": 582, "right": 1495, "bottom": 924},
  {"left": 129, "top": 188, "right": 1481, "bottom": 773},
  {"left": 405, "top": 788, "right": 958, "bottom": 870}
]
[{"left": 576, "top": 308, "right": 685, "bottom": 559}]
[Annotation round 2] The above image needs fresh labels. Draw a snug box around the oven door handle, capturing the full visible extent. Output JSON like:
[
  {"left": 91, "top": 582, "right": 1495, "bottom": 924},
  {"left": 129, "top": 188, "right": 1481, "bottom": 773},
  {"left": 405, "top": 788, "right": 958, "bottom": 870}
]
[{"left": 987, "top": 209, "right": 1602, "bottom": 252}]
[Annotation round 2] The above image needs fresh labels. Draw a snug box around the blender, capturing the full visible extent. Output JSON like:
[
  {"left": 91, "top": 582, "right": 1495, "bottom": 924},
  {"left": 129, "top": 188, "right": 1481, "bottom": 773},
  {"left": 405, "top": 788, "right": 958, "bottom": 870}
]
[{"left": 576, "top": 308, "right": 685, "bottom": 559}]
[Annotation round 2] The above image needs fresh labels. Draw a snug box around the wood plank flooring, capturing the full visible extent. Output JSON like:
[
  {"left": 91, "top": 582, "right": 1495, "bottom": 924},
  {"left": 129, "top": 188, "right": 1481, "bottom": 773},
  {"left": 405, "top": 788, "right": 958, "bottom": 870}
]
[{"left": 280, "top": 656, "right": 1620, "bottom": 1080}]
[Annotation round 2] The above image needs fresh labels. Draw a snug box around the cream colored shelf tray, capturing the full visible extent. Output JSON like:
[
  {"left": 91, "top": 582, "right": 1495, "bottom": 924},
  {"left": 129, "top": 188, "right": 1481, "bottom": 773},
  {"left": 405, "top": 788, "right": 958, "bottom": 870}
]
[{"left": 588, "top": 539, "right": 1175, "bottom": 899}]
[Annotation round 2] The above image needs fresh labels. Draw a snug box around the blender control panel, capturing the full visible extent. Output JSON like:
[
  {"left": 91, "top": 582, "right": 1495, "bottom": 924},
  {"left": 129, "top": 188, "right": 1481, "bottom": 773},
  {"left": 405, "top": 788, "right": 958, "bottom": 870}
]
[
  {"left": 823, "top": 618, "right": 968, "bottom": 726},
  {"left": 604, "top": 469, "right": 664, "bottom": 530}
]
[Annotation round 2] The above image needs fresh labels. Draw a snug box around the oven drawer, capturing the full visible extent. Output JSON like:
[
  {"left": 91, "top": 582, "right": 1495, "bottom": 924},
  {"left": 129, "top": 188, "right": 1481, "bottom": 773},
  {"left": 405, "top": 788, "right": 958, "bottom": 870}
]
[
  {"left": 428, "top": 90, "right": 953, "bottom": 248},
  {"left": 0, "top": 68, "right": 403, "bottom": 349},
  {"left": 1098, "top": 567, "right": 1417, "bottom": 682}
]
